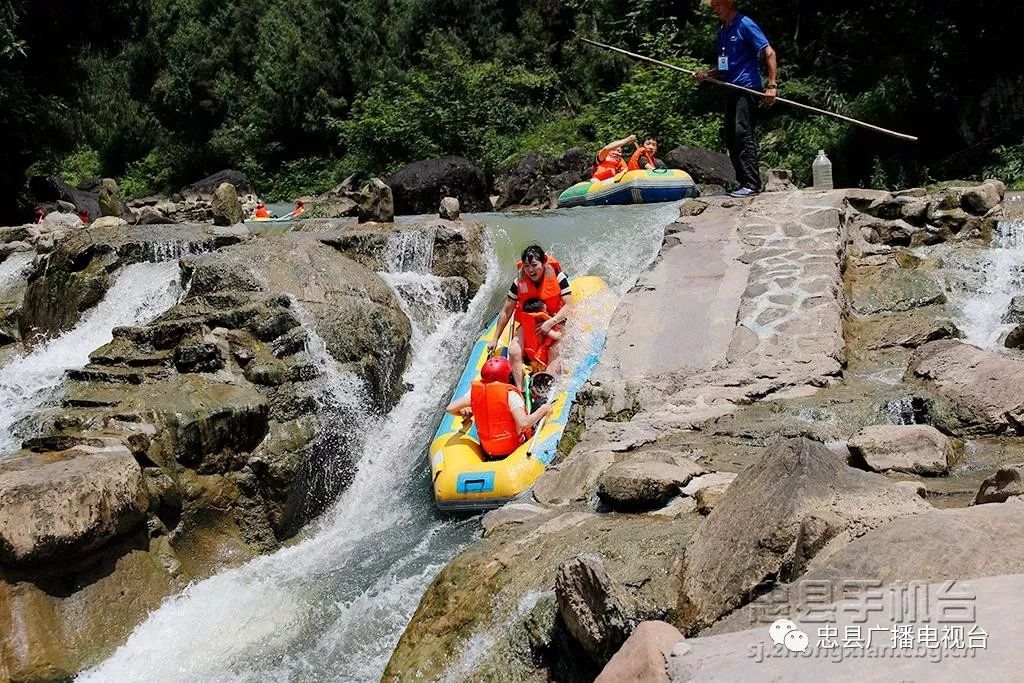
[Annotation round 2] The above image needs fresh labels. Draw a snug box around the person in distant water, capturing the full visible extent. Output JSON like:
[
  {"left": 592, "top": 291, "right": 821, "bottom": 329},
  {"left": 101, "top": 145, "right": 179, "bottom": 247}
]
[
  {"left": 488, "top": 244, "right": 572, "bottom": 390},
  {"left": 34, "top": 208, "right": 45, "bottom": 224},
  {"left": 627, "top": 133, "right": 663, "bottom": 171},
  {"left": 693, "top": 0, "right": 778, "bottom": 197},
  {"left": 288, "top": 200, "right": 306, "bottom": 219},
  {"left": 78, "top": 210, "right": 90, "bottom": 224},
  {"left": 590, "top": 134, "right": 635, "bottom": 182},
  {"left": 254, "top": 202, "right": 270, "bottom": 219},
  {"left": 519, "top": 297, "right": 563, "bottom": 374},
  {"left": 445, "top": 356, "right": 552, "bottom": 459}
]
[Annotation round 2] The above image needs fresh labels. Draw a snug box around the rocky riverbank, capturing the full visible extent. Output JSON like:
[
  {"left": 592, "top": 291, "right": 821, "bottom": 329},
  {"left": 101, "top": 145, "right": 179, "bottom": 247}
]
[
  {"left": 385, "top": 179, "right": 1024, "bottom": 680},
  {"left": 0, "top": 212, "right": 486, "bottom": 680}
]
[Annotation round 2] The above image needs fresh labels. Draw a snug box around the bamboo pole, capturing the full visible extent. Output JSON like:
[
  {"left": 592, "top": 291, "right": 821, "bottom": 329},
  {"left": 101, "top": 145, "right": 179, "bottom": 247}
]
[{"left": 580, "top": 38, "right": 919, "bottom": 143}]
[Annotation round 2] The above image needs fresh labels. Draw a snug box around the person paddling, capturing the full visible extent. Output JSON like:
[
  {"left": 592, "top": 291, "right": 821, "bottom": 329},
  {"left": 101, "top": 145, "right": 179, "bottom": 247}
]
[
  {"left": 488, "top": 244, "right": 573, "bottom": 390},
  {"left": 254, "top": 202, "right": 270, "bottom": 219},
  {"left": 590, "top": 134, "right": 634, "bottom": 182},
  {"left": 445, "top": 356, "right": 552, "bottom": 459}
]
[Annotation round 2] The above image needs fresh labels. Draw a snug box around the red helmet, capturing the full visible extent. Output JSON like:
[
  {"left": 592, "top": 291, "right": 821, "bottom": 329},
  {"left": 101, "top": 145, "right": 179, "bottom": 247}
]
[{"left": 480, "top": 356, "right": 511, "bottom": 383}]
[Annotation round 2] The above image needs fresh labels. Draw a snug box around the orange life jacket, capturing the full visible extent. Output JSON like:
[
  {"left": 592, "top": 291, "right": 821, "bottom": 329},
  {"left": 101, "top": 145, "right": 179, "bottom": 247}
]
[
  {"left": 520, "top": 309, "right": 557, "bottom": 368},
  {"left": 470, "top": 381, "right": 528, "bottom": 457},
  {"left": 514, "top": 256, "right": 564, "bottom": 327},
  {"left": 255, "top": 206, "right": 270, "bottom": 218},
  {"left": 627, "top": 148, "right": 656, "bottom": 171},
  {"left": 591, "top": 151, "right": 627, "bottom": 181}
]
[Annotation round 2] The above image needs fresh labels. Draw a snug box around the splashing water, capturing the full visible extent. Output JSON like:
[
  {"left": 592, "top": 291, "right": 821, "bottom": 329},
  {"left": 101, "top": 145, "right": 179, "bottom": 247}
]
[
  {"left": 0, "top": 252, "right": 34, "bottom": 293},
  {"left": 84, "top": 203, "right": 680, "bottom": 682},
  {"left": 0, "top": 261, "right": 181, "bottom": 457},
  {"left": 945, "top": 220, "right": 1024, "bottom": 349}
]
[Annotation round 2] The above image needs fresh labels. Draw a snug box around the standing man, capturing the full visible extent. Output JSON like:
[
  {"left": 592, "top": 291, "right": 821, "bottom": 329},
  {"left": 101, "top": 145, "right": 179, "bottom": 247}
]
[{"left": 694, "top": 0, "right": 778, "bottom": 198}]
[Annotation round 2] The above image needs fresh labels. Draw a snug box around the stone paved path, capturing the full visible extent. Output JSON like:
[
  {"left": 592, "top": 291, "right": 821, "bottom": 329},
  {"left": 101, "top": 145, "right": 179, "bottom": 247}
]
[{"left": 586, "top": 190, "right": 850, "bottom": 435}]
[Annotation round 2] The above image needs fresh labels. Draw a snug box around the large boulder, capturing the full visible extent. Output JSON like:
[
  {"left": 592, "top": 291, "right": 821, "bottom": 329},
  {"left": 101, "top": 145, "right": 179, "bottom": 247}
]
[
  {"left": 663, "top": 146, "right": 737, "bottom": 187},
  {"left": 975, "top": 466, "right": 1024, "bottom": 504},
  {"left": 357, "top": 177, "right": 394, "bottom": 223},
  {"left": 1006, "top": 323, "right": 1024, "bottom": 349},
  {"left": 597, "top": 454, "right": 706, "bottom": 511},
  {"left": 211, "top": 182, "right": 245, "bottom": 226},
  {"left": 670, "top": 574, "right": 1024, "bottom": 681},
  {"left": 386, "top": 156, "right": 490, "bottom": 215},
  {"left": 180, "top": 169, "right": 254, "bottom": 201},
  {"left": 847, "top": 424, "right": 954, "bottom": 475},
  {"left": 713, "top": 500, "right": 1024, "bottom": 639},
  {"left": 555, "top": 555, "right": 632, "bottom": 664},
  {"left": 961, "top": 182, "right": 1002, "bottom": 214},
  {"left": 596, "top": 621, "right": 681, "bottom": 683},
  {"left": 907, "top": 340, "right": 1024, "bottom": 435},
  {"left": 320, "top": 219, "right": 488, "bottom": 297},
  {"left": 97, "top": 178, "right": 126, "bottom": 218},
  {"left": 1003, "top": 296, "right": 1024, "bottom": 324},
  {"left": 493, "top": 148, "right": 591, "bottom": 210},
  {"left": 0, "top": 439, "right": 147, "bottom": 566},
  {"left": 27, "top": 175, "right": 100, "bottom": 221},
  {"left": 677, "top": 438, "right": 929, "bottom": 632},
  {"left": 850, "top": 267, "right": 946, "bottom": 314}
]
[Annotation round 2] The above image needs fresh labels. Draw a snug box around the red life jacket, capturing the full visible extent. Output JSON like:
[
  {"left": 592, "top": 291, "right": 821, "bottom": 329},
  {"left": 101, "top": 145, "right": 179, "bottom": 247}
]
[
  {"left": 627, "top": 148, "right": 656, "bottom": 171},
  {"left": 520, "top": 310, "right": 557, "bottom": 368},
  {"left": 514, "top": 256, "right": 564, "bottom": 327},
  {"left": 255, "top": 205, "right": 270, "bottom": 218},
  {"left": 470, "top": 381, "right": 528, "bottom": 457}
]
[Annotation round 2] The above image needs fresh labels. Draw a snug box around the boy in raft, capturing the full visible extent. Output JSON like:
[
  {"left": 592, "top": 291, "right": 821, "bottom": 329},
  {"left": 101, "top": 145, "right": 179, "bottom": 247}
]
[
  {"left": 520, "top": 297, "right": 563, "bottom": 374},
  {"left": 590, "top": 134, "right": 635, "bottom": 182},
  {"left": 254, "top": 202, "right": 271, "bottom": 219},
  {"left": 445, "top": 356, "right": 552, "bottom": 459},
  {"left": 627, "top": 132, "right": 664, "bottom": 171},
  {"left": 488, "top": 244, "right": 573, "bottom": 390}
]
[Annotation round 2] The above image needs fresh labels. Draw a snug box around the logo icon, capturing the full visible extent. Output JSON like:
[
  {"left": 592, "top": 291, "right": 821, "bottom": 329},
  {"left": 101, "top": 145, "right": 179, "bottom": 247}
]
[{"left": 769, "top": 619, "right": 809, "bottom": 652}]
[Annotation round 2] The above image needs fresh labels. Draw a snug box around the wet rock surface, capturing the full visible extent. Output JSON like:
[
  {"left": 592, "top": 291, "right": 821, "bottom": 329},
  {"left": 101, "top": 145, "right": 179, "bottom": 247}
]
[{"left": 0, "top": 217, "right": 473, "bottom": 678}]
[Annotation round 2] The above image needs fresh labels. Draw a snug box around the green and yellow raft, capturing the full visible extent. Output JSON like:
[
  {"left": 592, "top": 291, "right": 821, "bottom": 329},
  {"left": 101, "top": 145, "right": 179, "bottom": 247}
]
[
  {"left": 557, "top": 168, "right": 699, "bottom": 208},
  {"left": 430, "top": 276, "right": 611, "bottom": 511}
]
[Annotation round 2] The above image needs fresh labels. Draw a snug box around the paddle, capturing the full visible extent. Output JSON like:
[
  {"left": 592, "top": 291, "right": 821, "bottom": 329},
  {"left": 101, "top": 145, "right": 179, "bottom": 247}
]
[{"left": 580, "top": 38, "right": 919, "bottom": 142}]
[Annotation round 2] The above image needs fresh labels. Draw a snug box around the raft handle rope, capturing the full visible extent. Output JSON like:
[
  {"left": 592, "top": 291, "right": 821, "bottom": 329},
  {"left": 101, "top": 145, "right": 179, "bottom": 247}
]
[{"left": 579, "top": 37, "right": 919, "bottom": 143}]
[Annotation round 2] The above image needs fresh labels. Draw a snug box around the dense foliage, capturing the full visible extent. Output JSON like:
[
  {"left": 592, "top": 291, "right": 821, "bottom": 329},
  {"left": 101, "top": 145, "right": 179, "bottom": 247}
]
[{"left": 2, "top": 0, "right": 1024, "bottom": 219}]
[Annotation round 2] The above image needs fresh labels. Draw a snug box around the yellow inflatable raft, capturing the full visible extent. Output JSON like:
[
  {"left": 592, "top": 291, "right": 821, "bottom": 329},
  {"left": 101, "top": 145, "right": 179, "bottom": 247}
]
[{"left": 430, "top": 276, "right": 611, "bottom": 511}]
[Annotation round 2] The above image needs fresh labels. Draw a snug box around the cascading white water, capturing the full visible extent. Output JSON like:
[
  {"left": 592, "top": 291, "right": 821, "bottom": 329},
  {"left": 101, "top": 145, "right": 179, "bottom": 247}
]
[
  {"left": 0, "top": 252, "right": 34, "bottom": 293},
  {"left": 83, "top": 202, "right": 679, "bottom": 682},
  {"left": 945, "top": 220, "right": 1024, "bottom": 349},
  {"left": 0, "top": 261, "right": 181, "bottom": 457}
]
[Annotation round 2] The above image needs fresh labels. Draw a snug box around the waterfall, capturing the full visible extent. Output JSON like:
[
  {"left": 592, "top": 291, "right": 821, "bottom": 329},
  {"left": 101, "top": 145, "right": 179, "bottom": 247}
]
[
  {"left": 82, "top": 202, "right": 681, "bottom": 682},
  {"left": 947, "top": 219, "right": 1024, "bottom": 349},
  {"left": 0, "top": 261, "right": 181, "bottom": 458},
  {"left": 0, "top": 252, "right": 34, "bottom": 293}
]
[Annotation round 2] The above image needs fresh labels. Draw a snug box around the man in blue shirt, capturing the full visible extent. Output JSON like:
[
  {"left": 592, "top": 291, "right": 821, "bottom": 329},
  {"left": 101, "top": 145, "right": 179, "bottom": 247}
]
[{"left": 694, "top": 0, "right": 778, "bottom": 197}]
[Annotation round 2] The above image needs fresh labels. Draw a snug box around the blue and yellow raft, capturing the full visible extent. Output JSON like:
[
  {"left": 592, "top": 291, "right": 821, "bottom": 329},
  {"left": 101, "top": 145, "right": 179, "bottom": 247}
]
[
  {"left": 557, "top": 168, "right": 699, "bottom": 208},
  {"left": 430, "top": 276, "right": 611, "bottom": 511}
]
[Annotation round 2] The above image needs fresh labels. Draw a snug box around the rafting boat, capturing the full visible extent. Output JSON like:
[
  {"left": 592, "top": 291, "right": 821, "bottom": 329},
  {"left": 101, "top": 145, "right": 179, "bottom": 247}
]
[
  {"left": 430, "top": 276, "right": 611, "bottom": 511},
  {"left": 557, "top": 168, "right": 699, "bottom": 208}
]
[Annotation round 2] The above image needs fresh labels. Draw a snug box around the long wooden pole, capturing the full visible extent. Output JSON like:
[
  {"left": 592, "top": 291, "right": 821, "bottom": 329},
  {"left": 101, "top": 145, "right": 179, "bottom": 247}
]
[{"left": 579, "top": 38, "right": 919, "bottom": 143}]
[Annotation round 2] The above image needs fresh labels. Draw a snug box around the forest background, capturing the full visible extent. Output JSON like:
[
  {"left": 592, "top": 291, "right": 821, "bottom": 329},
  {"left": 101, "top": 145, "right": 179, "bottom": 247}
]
[{"left": 2, "top": 0, "right": 1023, "bottom": 222}]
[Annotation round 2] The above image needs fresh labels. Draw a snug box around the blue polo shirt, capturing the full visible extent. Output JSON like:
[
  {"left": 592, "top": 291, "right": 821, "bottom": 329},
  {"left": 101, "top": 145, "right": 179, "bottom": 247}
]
[{"left": 716, "top": 13, "right": 770, "bottom": 90}]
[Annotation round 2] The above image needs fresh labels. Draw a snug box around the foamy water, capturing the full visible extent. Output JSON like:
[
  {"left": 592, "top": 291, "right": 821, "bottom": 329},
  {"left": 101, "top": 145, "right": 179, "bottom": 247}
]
[{"left": 0, "top": 261, "right": 181, "bottom": 457}]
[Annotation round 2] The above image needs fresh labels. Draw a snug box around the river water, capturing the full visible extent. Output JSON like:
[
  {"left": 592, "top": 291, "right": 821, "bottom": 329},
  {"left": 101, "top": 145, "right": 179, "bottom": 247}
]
[{"left": 80, "top": 202, "right": 679, "bottom": 682}]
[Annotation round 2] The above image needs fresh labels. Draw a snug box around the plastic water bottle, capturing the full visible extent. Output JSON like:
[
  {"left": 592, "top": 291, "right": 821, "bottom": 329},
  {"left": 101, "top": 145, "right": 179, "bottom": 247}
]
[{"left": 812, "top": 150, "right": 833, "bottom": 190}]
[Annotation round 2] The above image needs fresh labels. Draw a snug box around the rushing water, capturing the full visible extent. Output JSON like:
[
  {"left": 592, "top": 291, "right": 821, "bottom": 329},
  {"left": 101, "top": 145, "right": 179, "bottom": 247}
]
[
  {"left": 0, "top": 252, "right": 34, "bottom": 293},
  {"left": 0, "top": 261, "right": 181, "bottom": 457},
  {"left": 83, "top": 202, "right": 679, "bottom": 682},
  {"left": 942, "top": 219, "right": 1024, "bottom": 349}
]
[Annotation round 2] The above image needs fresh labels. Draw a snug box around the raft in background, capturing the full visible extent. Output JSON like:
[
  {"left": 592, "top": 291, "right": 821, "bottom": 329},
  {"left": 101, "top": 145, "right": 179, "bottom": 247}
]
[
  {"left": 557, "top": 168, "right": 699, "bottom": 208},
  {"left": 430, "top": 276, "right": 611, "bottom": 511}
]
